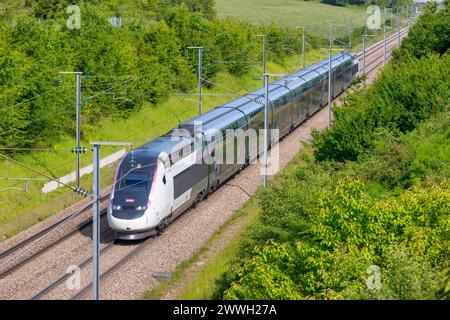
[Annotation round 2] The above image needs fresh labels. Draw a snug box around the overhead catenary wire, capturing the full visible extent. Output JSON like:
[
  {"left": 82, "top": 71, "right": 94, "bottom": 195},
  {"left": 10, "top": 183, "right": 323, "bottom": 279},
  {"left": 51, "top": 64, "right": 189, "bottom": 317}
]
[
  {"left": 0, "top": 16, "right": 383, "bottom": 194},
  {"left": 0, "top": 151, "right": 88, "bottom": 192},
  {"left": 0, "top": 106, "right": 75, "bottom": 139},
  {"left": 1, "top": 95, "right": 197, "bottom": 192},
  {"left": 0, "top": 198, "right": 98, "bottom": 273},
  {"left": 0, "top": 75, "right": 156, "bottom": 139},
  {"left": 0, "top": 85, "right": 64, "bottom": 113},
  {"left": 82, "top": 77, "right": 142, "bottom": 102},
  {"left": 1, "top": 18, "right": 365, "bottom": 117},
  {"left": 0, "top": 147, "right": 75, "bottom": 152},
  {"left": 0, "top": 17, "right": 384, "bottom": 175},
  {"left": 0, "top": 153, "right": 90, "bottom": 195}
]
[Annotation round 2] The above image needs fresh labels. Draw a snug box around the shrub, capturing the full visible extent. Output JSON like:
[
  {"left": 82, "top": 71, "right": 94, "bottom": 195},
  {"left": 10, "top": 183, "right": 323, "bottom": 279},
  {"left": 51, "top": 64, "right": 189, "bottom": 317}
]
[
  {"left": 394, "top": 1, "right": 450, "bottom": 60},
  {"left": 313, "top": 54, "right": 450, "bottom": 162}
]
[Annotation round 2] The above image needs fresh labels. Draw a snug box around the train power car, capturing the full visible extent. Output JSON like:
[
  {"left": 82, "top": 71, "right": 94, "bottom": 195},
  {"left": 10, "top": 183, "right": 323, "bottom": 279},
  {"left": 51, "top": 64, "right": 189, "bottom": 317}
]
[{"left": 108, "top": 52, "right": 358, "bottom": 240}]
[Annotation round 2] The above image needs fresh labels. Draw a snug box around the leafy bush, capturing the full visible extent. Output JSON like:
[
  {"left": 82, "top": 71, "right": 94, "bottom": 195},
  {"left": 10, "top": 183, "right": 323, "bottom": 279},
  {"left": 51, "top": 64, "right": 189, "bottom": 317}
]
[
  {"left": 313, "top": 1, "right": 450, "bottom": 163},
  {"left": 25, "top": 0, "right": 72, "bottom": 19},
  {"left": 313, "top": 53, "right": 450, "bottom": 162},
  {"left": 217, "top": 6, "right": 450, "bottom": 300},
  {"left": 217, "top": 110, "right": 449, "bottom": 300},
  {"left": 223, "top": 241, "right": 302, "bottom": 300},
  {"left": 0, "top": 0, "right": 309, "bottom": 148},
  {"left": 222, "top": 176, "right": 449, "bottom": 299},
  {"left": 394, "top": 1, "right": 450, "bottom": 60}
]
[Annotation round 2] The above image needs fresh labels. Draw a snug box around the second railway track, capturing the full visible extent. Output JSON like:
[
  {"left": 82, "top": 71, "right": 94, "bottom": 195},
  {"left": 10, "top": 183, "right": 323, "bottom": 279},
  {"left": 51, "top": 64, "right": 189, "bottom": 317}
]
[{"left": 0, "top": 195, "right": 110, "bottom": 279}]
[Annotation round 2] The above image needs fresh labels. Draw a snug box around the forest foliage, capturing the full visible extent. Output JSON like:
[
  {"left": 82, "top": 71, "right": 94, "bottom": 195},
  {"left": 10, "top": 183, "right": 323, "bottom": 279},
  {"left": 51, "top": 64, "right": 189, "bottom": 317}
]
[
  {"left": 0, "top": 0, "right": 305, "bottom": 148},
  {"left": 313, "top": 1, "right": 450, "bottom": 162}
]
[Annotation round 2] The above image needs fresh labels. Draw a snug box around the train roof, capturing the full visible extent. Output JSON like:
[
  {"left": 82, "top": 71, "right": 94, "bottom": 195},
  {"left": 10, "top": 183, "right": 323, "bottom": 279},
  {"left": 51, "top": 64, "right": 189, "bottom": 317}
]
[
  {"left": 138, "top": 134, "right": 193, "bottom": 157},
  {"left": 179, "top": 52, "right": 354, "bottom": 127},
  {"left": 135, "top": 52, "right": 356, "bottom": 157}
]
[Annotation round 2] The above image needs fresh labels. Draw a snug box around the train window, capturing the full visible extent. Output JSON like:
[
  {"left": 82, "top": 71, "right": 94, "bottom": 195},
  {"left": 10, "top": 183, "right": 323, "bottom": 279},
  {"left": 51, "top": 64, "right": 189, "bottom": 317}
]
[
  {"left": 312, "top": 88, "right": 321, "bottom": 107},
  {"left": 162, "top": 175, "right": 166, "bottom": 185},
  {"left": 120, "top": 172, "right": 150, "bottom": 191}
]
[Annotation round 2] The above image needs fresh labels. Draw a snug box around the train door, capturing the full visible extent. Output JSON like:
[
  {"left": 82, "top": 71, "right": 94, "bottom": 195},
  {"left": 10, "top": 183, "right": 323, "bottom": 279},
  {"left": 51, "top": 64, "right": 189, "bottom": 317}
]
[
  {"left": 311, "top": 85, "right": 322, "bottom": 114},
  {"left": 205, "top": 135, "right": 219, "bottom": 190},
  {"left": 322, "top": 76, "right": 329, "bottom": 105}
]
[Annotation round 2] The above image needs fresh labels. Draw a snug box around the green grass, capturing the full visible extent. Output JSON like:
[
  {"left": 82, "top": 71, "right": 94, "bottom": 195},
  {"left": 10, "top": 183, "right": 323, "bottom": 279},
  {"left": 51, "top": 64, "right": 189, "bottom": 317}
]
[
  {"left": 216, "top": 0, "right": 367, "bottom": 35},
  {"left": 178, "top": 239, "right": 242, "bottom": 300}
]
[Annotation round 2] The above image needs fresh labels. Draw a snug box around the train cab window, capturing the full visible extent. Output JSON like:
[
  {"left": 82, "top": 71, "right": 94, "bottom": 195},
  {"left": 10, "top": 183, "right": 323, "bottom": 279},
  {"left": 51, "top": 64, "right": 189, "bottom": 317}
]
[{"left": 120, "top": 172, "right": 150, "bottom": 191}]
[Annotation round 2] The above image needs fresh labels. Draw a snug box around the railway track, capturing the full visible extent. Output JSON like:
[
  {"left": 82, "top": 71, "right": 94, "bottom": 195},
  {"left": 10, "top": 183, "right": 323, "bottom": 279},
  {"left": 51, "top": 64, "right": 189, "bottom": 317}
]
[
  {"left": 30, "top": 211, "right": 178, "bottom": 299},
  {"left": 0, "top": 194, "right": 109, "bottom": 279},
  {"left": 1, "top": 26, "right": 410, "bottom": 300},
  {"left": 357, "top": 27, "right": 409, "bottom": 60},
  {"left": 29, "top": 239, "right": 116, "bottom": 300},
  {"left": 358, "top": 27, "right": 410, "bottom": 75},
  {"left": 69, "top": 237, "right": 152, "bottom": 300}
]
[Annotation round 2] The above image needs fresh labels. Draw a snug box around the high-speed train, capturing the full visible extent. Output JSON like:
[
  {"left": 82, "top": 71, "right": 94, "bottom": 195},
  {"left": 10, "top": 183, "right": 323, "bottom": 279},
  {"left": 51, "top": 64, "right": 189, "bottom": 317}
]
[{"left": 108, "top": 52, "right": 358, "bottom": 240}]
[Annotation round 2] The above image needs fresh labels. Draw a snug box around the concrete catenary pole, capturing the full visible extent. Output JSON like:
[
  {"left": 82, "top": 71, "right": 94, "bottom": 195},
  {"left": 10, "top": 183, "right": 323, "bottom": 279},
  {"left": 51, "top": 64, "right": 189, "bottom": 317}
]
[
  {"left": 329, "top": 19, "right": 332, "bottom": 50},
  {"left": 92, "top": 143, "right": 100, "bottom": 300},
  {"left": 254, "top": 35, "right": 269, "bottom": 86},
  {"left": 90, "top": 141, "right": 133, "bottom": 300},
  {"left": 59, "top": 71, "right": 83, "bottom": 188},
  {"left": 76, "top": 73, "right": 81, "bottom": 186},
  {"left": 383, "top": 7, "right": 387, "bottom": 65},
  {"left": 187, "top": 46, "right": 204, "bottom": 115},
  {"left": 301, "top": 27, "right": 306, "bottom": 67},
  {"left": 390, "top": 7, "right": 393, "bottom": 29},
  {"left": 349, "top": 18, "right": 352, "bottom": 51},
  {"left": 263, "top": 74, "right": 269, "bottom": 187},
  {"left": 295, "top": 26, "right": 306, "bottom": 68},
  {"left": 362, "top": 34, "right": 366, "bottom": 75},
  {"left": 328, "top": 49, "right": 332, "bottom": 128}
]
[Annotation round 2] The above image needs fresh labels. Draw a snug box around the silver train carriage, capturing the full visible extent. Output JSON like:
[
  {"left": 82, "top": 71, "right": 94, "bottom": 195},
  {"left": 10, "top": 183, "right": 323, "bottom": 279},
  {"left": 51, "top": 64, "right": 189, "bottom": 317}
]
[{"left": 108, "top": 52, "right": 358, "bottom": 240}]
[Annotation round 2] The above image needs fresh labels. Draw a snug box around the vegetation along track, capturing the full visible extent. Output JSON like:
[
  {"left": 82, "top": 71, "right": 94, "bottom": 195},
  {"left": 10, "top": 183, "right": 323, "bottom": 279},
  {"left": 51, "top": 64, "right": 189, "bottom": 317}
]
[{"left": 0, "top": 26, "right": 408, "bottom": 300}]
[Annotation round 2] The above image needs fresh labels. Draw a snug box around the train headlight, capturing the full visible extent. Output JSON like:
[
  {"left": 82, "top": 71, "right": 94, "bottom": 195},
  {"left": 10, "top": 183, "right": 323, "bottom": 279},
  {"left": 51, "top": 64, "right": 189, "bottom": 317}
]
[
  {"left": 136, "top": 206, "right": 147, "bottom": 211},
  {"left": 112, "top": 205, "right": 122, "bottom": 210}
]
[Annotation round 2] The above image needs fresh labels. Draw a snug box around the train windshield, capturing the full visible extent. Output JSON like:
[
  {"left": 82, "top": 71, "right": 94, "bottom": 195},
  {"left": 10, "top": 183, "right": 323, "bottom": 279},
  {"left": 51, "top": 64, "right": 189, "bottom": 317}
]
[{"left": 119, "top": 171, "right": 152, "bottom": 192}]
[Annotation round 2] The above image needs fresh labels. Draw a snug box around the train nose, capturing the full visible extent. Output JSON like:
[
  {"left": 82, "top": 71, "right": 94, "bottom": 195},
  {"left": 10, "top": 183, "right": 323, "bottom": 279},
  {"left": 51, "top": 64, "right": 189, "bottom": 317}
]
[{"left": 107, "top": 209, "right": 149, "bottom": 232}]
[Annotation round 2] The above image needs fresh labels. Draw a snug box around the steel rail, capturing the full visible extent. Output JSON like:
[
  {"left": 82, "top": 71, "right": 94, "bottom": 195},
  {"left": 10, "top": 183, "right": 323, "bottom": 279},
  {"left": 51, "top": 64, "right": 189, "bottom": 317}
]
[
  {"left": 29, "top": 239, "right": 116, "bottom": 300},
  {"left": 0, "top": 196, "right": 110, "bottom": 278},
  {"left": 68, "top": 238, "right": 153, "bottom": 300}
]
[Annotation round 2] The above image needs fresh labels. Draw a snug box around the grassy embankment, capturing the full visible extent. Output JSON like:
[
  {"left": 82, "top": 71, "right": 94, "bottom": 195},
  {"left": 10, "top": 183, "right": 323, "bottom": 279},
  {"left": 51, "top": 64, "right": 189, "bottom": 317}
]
[{"left": 216, "top": 0, "right": 367, "bottom": 32}]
